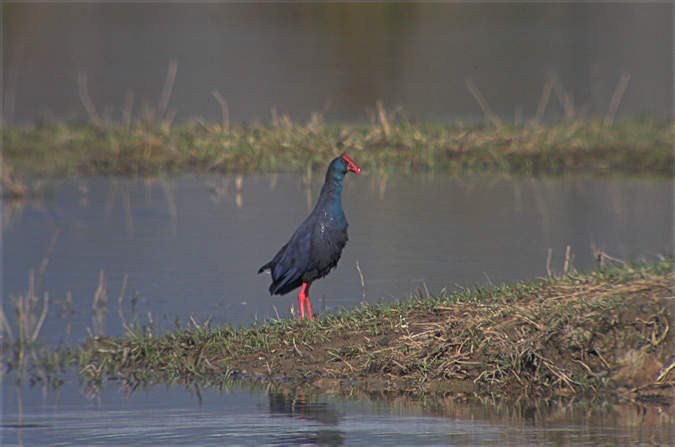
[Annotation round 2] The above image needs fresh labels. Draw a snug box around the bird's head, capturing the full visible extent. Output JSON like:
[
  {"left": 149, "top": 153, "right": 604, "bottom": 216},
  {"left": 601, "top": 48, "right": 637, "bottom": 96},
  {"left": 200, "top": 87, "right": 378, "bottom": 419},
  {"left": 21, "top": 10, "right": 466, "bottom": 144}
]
[
  {"left": 341, "top": 154, "right": 362, "bottom": 175},
  {"left": 324, "top": 154, "right": 361, "bottom": 187},
  {"left": 330, "top": 154, "right": 361, "bottom": 177}
]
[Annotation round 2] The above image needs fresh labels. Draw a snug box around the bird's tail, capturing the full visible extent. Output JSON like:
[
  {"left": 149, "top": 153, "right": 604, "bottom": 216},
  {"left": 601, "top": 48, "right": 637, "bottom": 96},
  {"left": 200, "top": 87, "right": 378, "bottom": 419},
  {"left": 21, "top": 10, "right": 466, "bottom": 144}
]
[{"left": 258, "top": 262, "right": 272, "bottom": 274}]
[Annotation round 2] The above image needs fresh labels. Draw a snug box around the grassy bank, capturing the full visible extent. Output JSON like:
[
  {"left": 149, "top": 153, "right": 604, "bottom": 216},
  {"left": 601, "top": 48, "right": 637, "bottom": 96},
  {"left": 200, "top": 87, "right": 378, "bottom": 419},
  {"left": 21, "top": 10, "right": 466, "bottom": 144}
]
[
  {"left": 3, "top": 117, "right": 673, "bottom": 193},
  {"left": 17, "top": 256, "right": 662, "bottom": 402}
]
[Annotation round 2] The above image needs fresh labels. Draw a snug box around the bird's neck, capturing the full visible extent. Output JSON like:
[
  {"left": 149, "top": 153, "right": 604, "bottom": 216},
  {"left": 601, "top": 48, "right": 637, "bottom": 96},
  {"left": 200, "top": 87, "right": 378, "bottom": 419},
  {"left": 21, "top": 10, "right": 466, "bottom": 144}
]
[{"left": 318, "top": 175, "right": 344, "bottom": 206}]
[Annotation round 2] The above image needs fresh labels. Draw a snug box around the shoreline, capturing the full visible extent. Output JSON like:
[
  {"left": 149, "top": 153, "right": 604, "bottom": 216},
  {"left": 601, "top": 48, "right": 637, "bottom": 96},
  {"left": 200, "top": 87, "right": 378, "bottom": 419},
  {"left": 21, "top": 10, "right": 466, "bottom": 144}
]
[{"left": 60, "top": 257, "right": 673, "bottom": 404}]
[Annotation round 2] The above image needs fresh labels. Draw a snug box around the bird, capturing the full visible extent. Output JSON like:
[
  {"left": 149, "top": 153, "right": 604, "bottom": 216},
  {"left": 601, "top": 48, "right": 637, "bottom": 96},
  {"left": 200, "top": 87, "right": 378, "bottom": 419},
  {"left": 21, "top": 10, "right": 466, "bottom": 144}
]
[{"left": 258, "top": 154, "right": 361, "bottom": 320}]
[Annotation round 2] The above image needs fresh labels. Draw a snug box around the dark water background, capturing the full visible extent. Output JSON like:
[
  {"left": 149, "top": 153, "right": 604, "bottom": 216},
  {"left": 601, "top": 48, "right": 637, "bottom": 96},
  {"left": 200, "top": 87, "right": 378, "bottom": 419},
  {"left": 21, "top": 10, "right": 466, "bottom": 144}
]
[{"left": 4, "top": 3, "right": 672, "bottom": 125}]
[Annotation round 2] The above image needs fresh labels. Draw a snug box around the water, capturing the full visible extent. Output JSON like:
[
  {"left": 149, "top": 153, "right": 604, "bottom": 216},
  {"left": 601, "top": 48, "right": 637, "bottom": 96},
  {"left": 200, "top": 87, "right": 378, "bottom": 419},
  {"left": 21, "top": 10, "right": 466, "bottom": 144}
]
[
  {"left": 2, "top": 173, "right": 673, "bottom": 444},
  {"left": 4, "top": 173, "right": 671, "bottom": 343},
  {"left": 4, "top": 3, "right": 672, "bottom": 125},
  {"left": 3, "top": 377, "right": 673, "bottom": 446}
]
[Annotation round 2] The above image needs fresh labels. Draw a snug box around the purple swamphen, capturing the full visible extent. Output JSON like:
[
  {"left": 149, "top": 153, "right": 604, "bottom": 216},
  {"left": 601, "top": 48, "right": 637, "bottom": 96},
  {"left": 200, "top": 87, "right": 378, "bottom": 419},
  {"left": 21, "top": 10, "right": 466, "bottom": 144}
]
[{"left": 258, "top": 154, "right": 362, "bottom": 320}]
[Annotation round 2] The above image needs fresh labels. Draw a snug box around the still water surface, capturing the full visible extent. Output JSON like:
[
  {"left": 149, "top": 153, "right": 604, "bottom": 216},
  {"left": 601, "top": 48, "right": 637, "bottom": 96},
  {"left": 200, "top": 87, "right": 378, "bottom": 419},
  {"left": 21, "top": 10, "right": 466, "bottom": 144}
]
[
  {"left": 4, "top": 3, "right": 672, "bottom": 124},
  {"left": 3, "top": 374, "right": 674, "bottom": 446},
  {"left": 3, "top": 172, "right": 673, "bottom": 445},
  {"left": 4, "top": 173, "right": 672, "bottom": 342},
  {"left": 0, "top": 378, "right": 675, "bottom": 446}
]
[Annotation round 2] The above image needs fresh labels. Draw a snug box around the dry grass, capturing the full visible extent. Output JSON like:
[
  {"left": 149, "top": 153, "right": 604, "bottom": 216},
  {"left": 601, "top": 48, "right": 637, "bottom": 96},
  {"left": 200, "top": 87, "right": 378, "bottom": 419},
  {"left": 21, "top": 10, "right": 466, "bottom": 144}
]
[
  {"left": 3, "top": 113, "right": 672, "bottom": 195},
  {"left": 63, "top": 256, "right": 674, "bottom": 402}
]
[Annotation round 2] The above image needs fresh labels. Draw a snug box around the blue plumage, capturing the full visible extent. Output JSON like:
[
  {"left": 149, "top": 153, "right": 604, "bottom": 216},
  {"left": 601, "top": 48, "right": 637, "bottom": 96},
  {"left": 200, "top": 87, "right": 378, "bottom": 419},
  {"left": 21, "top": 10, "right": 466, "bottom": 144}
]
[{"left": 258, "top": 154, "right": 361, "bottom": 319}]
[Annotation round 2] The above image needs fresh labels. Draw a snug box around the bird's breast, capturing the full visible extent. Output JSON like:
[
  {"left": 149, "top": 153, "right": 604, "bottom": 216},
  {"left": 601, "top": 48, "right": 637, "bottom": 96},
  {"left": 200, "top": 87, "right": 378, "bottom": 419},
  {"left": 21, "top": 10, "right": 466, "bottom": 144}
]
[{"left": 320, "top": 213, "right": 347, "bottom": 234}]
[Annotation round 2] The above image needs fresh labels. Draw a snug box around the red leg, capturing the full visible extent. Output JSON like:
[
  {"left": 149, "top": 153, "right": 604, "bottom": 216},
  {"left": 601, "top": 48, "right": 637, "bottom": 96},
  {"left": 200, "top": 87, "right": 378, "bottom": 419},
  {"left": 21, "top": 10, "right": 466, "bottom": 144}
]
[
  {"left": 298, "top": 286, "right": 305, "bottom": 319},
  {"left": 299, "top": 282, "right": 313, "bottom": 320},
  {"left": 305, "top": 283, "right": 313, "bottom": 320}
]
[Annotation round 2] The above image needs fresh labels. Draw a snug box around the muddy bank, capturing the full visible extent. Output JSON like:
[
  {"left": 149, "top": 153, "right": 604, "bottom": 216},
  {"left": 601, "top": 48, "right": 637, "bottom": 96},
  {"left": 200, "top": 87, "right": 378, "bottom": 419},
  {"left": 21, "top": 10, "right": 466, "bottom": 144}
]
[{"left": 75, "top": 258, "right": 673, "bottom": 403}]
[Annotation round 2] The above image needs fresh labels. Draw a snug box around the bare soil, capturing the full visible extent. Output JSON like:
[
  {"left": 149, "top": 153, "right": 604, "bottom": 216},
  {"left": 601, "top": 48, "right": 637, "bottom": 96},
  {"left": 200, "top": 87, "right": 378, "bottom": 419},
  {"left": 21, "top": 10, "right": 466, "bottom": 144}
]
[{"left": 228, "top": 290, "right": 673, "bottom": 404}]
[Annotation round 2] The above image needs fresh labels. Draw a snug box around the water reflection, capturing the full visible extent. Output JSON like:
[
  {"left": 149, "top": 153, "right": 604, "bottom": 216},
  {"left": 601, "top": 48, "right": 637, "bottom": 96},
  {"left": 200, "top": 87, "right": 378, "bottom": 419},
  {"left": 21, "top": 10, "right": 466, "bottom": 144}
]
[
  {"left": 267, "top": 391, "right": 345, "bottom": 446},
  {"left": 268, "top": 391, "right": 343, "bottom": 425},
  {"left": 3, "top": 376, "right": 673, "bottom": 446}
]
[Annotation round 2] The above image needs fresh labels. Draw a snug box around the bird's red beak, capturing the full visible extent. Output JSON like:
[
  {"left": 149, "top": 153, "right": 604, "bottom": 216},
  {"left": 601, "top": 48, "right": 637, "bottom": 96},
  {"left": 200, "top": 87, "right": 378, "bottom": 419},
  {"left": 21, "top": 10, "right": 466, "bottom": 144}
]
[{"left": 342, "top": 155, "right": 362, "bottom": 174}]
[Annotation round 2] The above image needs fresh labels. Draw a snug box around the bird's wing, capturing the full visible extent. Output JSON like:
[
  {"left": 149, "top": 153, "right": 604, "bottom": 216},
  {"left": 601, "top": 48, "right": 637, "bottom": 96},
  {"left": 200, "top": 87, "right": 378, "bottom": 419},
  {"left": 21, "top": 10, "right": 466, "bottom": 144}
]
[
  {"left": 267, "top": 220, "right": 316, "bottom": 294},
  {"left": 310, "top": 222, "right": 348, "bottom": 272}
]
